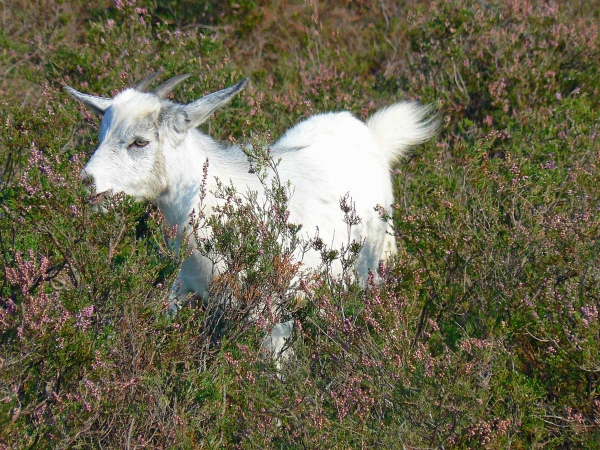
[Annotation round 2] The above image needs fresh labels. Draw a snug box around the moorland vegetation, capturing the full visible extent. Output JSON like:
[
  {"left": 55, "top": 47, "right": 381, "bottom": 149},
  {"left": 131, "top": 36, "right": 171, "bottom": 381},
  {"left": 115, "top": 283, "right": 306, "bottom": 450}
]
[{"left": 1, "top": 0, "right": 599, "bottom": 447}]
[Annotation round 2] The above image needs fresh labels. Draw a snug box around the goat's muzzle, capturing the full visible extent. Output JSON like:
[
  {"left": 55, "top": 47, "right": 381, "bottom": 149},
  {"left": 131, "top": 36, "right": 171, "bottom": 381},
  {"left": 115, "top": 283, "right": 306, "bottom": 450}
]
[{"left": 80, "top": 170, "right": 106, "bottom": 207}]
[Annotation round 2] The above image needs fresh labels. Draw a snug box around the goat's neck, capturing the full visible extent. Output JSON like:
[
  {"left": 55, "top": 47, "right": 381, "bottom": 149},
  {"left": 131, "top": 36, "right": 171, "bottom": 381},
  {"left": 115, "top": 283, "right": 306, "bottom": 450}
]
[{"left": 154, "top": 130, "right": 251, "bottom": 243}]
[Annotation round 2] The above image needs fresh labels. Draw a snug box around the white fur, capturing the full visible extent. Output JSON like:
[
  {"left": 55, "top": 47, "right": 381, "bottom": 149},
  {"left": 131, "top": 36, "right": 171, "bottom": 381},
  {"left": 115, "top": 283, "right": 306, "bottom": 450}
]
[{"left": 66, "top": 77, "right": 437, "bottom": 356}]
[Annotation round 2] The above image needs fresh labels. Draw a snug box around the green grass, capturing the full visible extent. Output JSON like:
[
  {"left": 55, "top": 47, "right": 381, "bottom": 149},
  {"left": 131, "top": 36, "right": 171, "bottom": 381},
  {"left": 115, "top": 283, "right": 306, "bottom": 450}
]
[{"left": 1, "top": 0, "right": 599, "bottom": 447}]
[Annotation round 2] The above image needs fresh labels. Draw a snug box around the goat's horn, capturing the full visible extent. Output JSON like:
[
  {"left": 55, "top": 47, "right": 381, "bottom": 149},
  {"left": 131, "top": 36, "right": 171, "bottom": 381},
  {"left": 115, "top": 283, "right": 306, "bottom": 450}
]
[
  {"left": 153, "top": 74, "right": 191, "bottom": 98},
  {"left": 135, "top": 71, "right": 165, "bottom": 91}
]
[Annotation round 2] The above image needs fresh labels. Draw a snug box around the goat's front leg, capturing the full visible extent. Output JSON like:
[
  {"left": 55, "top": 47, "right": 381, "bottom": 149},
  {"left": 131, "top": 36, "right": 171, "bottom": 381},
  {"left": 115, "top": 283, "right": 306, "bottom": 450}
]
[
  {"left": 166, "top": 251, "right": 214, "bottom": 314},
  {"left": 166, "top": 276, "right": 186, "bottom": 314}
]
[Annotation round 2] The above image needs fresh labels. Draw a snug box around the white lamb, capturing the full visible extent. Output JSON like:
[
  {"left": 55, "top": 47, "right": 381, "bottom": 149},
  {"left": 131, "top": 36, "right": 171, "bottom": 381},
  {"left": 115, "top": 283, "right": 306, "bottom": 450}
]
[{"left": 65, "top": 73, "right": 437, "bottom": 357}]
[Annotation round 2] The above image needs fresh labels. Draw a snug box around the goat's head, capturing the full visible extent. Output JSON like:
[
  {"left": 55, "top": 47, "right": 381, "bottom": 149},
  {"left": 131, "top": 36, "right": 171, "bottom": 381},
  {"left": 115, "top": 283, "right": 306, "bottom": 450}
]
[{"left": 65, "top": 75, "right": 247, "bottom": 205}]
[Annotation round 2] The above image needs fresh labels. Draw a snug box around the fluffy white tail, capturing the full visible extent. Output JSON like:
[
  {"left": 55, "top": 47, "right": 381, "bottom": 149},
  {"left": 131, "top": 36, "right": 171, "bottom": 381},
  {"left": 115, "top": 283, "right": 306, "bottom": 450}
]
[{"left": 367, "top": 102, "right": 438, "bottom": 166}]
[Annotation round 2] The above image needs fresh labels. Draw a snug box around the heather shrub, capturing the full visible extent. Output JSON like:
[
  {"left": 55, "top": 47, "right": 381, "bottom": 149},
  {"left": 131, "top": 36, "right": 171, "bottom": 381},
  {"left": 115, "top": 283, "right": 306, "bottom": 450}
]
[
  {"left": 402, "top": 0, "right": 600, "bottom": 135},
  {"left": 1, "top": 0, "right": 600, "bottom": 448}
]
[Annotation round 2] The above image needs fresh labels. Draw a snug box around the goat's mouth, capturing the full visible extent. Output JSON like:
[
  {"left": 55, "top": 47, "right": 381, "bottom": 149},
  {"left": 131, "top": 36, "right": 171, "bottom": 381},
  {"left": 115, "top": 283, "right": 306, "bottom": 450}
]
[{"left": 88, "top": 191, "right": 109, "bottom": 207}]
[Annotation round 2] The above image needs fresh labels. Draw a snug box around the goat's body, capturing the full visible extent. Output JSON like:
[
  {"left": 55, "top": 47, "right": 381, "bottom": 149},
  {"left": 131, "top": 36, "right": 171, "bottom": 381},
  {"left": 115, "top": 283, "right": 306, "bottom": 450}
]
[{"left": 156, "top": 104, "right": 433, "bottom": 298}]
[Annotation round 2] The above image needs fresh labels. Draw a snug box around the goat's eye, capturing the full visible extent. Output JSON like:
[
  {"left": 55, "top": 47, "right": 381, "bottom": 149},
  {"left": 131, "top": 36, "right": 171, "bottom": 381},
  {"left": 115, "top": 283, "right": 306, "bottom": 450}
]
[{"left": 132, "top": 138, "right": 149, "bottom": 148}]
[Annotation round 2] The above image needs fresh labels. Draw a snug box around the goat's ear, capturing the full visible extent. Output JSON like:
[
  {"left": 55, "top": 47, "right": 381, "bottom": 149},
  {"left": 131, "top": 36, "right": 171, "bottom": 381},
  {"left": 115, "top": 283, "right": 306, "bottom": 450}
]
[
  {"left": 64, "top": 85, "right": 113, "bottom": 116},
  {"left": 181, "top": 78, "right": 248, "bottom": 129}
]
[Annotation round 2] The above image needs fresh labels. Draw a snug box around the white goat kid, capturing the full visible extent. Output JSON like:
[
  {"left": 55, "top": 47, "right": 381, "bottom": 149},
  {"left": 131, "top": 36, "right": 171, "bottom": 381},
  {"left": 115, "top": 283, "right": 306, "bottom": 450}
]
[{"left": 66, "top": 74, "right": 436, "bottom": 358}]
